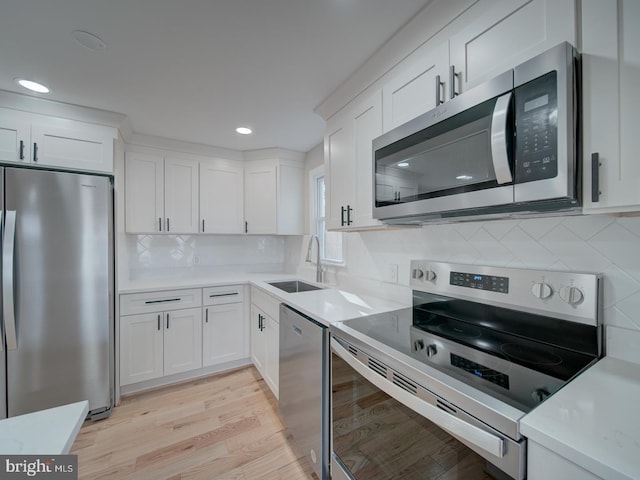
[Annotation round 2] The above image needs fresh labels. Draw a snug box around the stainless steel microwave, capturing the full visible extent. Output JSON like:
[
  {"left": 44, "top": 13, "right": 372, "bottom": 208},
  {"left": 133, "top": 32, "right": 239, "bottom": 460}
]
[{"left": 372, "top": 42, "right": 580, "bottom": 224}]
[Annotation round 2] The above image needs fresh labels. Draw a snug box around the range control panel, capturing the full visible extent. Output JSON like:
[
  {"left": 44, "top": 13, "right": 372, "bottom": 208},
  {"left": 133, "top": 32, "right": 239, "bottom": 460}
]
[
  {"left": 410, "top": 260, "right": 601, "bottom": 326},
  {"left": 450, "top": 271, "right": 509, "bottom": 293}
]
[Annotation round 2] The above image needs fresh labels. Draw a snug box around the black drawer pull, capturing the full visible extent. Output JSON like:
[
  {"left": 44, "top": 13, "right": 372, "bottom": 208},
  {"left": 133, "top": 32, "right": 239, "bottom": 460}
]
[
  {"left": 209, "top": 292, "right": 239, "bottom": 298},
  {"left": 145, "top": 298, "right": 181, "bottom": 304}
]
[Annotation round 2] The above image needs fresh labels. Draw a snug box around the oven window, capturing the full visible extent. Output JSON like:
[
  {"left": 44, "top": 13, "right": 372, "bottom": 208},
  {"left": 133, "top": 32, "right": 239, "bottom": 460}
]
[{"left": 332, "top": 352, "right": 494, "bottom": 479}]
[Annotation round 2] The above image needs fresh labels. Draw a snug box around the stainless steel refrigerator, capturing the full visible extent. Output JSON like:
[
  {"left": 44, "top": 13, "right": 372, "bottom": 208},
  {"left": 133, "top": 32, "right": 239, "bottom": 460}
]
[{"left": 0, "top": 166, "right": 114, "bottom": 420}]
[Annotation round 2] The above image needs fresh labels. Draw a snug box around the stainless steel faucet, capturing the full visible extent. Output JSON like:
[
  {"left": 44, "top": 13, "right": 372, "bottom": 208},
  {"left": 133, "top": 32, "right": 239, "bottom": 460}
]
[{"left": 305, "top": 235, "right": 324, "bottom": 283}]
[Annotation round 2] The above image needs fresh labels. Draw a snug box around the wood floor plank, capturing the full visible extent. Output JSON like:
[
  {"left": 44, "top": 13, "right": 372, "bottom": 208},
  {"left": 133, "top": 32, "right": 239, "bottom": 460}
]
[{"left": 71, "top": 366, "right": 315, "bottom": 480}]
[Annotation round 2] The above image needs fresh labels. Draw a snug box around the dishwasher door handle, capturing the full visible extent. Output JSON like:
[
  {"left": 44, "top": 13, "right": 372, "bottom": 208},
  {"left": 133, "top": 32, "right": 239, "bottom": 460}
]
[{"left": 331, "top": 340, "right": 505, "bottom": 459}]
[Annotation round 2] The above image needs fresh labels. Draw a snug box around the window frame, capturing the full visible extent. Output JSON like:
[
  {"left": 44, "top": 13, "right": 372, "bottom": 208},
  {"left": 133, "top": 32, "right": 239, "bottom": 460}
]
[{"left": 309, "top": 166, "right": 345, "bottom": 266}]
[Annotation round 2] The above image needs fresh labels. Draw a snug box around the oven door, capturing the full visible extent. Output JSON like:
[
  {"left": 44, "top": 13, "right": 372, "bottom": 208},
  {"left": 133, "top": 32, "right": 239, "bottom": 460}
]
[{"left": 331, "top": 338, "right": 525, "bottom": 480}]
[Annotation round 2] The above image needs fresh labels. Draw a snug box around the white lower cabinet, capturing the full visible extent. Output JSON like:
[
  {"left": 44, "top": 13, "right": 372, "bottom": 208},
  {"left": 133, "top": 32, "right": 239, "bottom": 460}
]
[
  {"left": 250, "top": 286, "right": 280, "bottom": 398},
  {"left": 527, "top": 441, "right": 601, "bottom": 480},
  {"left": 120, "top": 307, "right": 202, "bottom": 386},
  {"left": 202, "top": 285, "right": 247, "bottom": 367}
]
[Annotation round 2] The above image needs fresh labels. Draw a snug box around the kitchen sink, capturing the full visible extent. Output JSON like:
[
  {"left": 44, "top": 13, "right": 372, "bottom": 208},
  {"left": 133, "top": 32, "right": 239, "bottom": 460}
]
[{"left": 268, "top": 280, "right": 323, "bottom": 293}]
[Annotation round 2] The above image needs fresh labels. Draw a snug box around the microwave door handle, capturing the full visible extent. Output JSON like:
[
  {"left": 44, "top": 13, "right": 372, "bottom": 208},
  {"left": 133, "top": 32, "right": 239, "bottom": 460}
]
[{"left": 490, "top": 92, "right": 513, "bottom": 184}]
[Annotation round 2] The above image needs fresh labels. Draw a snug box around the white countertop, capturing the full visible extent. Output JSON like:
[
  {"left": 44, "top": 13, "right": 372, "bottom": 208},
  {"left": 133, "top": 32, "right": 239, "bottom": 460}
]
[
  {"left": 521, "top": 355, "right": 640, "bottom": 480},
  {"left": 119, "top": 274, "right": 410, "bottom": 326},
  {"left": 0, "top": 401, "right": 88, "bottom": 454}
]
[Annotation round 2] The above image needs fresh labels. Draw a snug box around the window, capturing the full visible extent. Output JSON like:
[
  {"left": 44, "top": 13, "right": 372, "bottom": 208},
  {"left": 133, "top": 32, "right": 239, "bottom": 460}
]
[{"left": 312, "top": 172, "right": 344, "bottom": 265}]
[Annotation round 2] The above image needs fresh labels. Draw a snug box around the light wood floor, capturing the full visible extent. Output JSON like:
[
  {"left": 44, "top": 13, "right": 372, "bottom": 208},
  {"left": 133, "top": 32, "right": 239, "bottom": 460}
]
[{"left": 71, "top": 366, "right": 318, "bottom": 480}]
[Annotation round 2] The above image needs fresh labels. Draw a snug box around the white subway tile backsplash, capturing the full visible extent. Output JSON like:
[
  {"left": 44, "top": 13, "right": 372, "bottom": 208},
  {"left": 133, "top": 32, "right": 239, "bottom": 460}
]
[{"left": 288, "top": 215, "right": 640, "bottom": 334}]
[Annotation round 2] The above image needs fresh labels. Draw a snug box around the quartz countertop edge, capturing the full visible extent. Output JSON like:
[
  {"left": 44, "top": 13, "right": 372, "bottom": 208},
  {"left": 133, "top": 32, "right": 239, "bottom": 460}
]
[
  {"left": 0, "top": 400, "right": 89, "bottom": 454},
  {"left": 119, "top": 275, "right": 410, "bottom": 326},
  {"left": 520, "top": 356, "right": 640, "bottom": 480}
]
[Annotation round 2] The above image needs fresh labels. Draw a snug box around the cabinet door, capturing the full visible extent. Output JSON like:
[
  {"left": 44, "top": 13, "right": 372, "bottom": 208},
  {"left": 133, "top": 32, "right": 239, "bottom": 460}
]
[
  {"left": 325, "top": 116, "right": 354, "bottom": 230},
  {"left": 250, "top": 305, "right": 266, "bottom": 374},
  {"left": 164, "top": 157, "right": 199, "bottom": 233},
  {"left": 582, "top": 0, "right": 640, "bottom": 213},
  {"left": 125, "top": 152, "right": 164, "bottom": 233},
  {"left": 31, "top": 122, "right": 114, "bottom": 172},
  {"left": 382, "top": 41, "right": 449, "bottom": 131},
  {"left": 203, "top": 303, "right": 245, "bottom": 367},
  {"left": 449, "top": 0, "right": 576, "bottom": 94},
  {"left": 264, "top": 314, "right": 279, "bottom": 398},
  {"left": 353, "top": 91, "right": 383, "bottom": 228},
  {"left": 0, "top": 111, "right": 30, "bottom": 164},
  {"left": 163, "top": 308, "right": 202, "bottom": 376},
  {"left": 200, "top": 160, "right": 244, "bottom": 233},
  {"left": 120, "top": 313, "right": 163, "bottom": 386},
  {"left": 245, "top": 164, "right": 277, "bottom": 234}
]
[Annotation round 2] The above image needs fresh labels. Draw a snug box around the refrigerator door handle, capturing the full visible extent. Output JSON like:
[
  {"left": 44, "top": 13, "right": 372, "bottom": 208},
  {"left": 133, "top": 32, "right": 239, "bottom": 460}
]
[{"left": 2, "top": 210, "right": 18, "bottom": 350}]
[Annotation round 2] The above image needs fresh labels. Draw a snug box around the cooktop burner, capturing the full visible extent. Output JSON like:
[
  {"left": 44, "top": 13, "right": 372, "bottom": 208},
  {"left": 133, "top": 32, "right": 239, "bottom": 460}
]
[{"left": 500, "top": 343, "right": 563, "bottom": 366}]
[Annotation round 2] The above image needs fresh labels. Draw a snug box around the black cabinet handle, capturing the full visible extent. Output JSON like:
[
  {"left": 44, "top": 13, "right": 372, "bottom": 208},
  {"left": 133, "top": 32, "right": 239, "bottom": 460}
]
[
  {"left": 449, "top": 65, "right": 459, "bottom": 99},
  {"left": 346, "top": 205, "right": 353, "bottom": 225},
  {"left": 19, "top": 140, "right": 24, "bottom": 160},
  {"left": 341, "top": 206, "right": 346, "bottom": 226},
  {"left": 205, "top": 308, "right": 209, "bottom": 323},
  {"left": 209, "top": 292, "right": 238, "bottom": 298},
  {"left": 159, "top": 217, "right": 162, "bottom": 232},
  {"left": 435, "top": 75, "right": 444, "bottom": 106},
  {"left": 166, "top": 218, "right": 170, "bottom": 232},
  {"left": 157, "top": 314, "right": 161, "bottom": 331},
  {"left": 33, "top": 142, "right": 38, "bottom": 162},
  {"left": 166, "top": 313, "right": 170, "bottom": 329},
  {"left": 145, "top": 298, "right": 180, "bottom": 304},
  {"left": 202, "top": 219, "right": 205, "bottom": 233},
  {"left": 245, "top": 221, "right": 248, "bottom": 233},
  {"left": 591, "top": 152, "right": 601, "bottom": 203}
]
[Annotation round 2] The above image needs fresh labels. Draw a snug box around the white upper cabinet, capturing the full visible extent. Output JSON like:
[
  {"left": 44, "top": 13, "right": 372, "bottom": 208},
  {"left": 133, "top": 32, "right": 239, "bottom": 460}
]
[
  {"left": 326, "top": 90, "right": 383, "bottom": 231},
  {"left": 581, "top": 0, "right": 640, "bottom": 213},
  {"left": 383, "top": 41, "right": 449, "bottom": 132},
  {"left": 244, "top": 154, "right": 304, "bottom": 235},
  {"left": 125, "top": 152, "right": 198, "bottom": 233},
  {"left": 163, "top": 156, "right": 199, "bottom": 233},
  {"left": 0, "top": 112, "right": 30, "bottom": 164},
  {"left": 244, "top": 163, "right": 278, "bottom": 234},
  {"left": 199, "top": 159, "right": 244, "bottom": 234},
  {"left": 449, "top": 0, "right": 576, "bottom": 95},
  {"left": 0, "top": 108, "right": 115, "bottom": 173}
]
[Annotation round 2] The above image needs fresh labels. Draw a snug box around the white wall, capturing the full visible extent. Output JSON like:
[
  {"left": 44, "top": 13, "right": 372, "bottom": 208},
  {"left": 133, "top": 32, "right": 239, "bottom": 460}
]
[{"left": 287, "top": 215, "right": 640, "bottom": 332}]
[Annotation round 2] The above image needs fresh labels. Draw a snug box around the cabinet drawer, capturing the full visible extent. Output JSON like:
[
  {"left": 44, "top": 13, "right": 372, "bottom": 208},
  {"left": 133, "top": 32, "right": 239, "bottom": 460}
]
[
  {"left": 250, "top": 286, "right": 281, "bottom": 322},
  {"left": 203, "top": 285, "right": 245, "bottom": 306},
  {"left": 120, "top": 288, "right": 202, "bottom": 316}
]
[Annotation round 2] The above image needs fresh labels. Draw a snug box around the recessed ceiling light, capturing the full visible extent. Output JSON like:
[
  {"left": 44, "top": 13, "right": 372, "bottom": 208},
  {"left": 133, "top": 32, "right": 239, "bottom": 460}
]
[
  {"left": 16, "top": 79, "right": 50, "bottom": 93},
  {"left": 236, "top": 127, "right": 252, "bottom": 135},
  {"left": 72, "top": 30, "right": 106, "bottom": 51},
  {"left": 397, "top": 162, "right": 409, "bottom": 167}
]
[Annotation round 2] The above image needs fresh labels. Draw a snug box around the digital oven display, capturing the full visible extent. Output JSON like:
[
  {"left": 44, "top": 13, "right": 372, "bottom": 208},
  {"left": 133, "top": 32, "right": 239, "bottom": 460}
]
[{"left": 450, "top": 271, "right": 509, "bottom": 293}]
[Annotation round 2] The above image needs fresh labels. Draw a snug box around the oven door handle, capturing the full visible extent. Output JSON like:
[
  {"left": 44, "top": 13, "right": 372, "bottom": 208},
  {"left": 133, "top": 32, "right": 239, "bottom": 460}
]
[
  {"left": 490, "top": 91, "right": 513, "bottom": 185},
  {"left": 332, "top": 341, "right": 505, "bottom": 459}
]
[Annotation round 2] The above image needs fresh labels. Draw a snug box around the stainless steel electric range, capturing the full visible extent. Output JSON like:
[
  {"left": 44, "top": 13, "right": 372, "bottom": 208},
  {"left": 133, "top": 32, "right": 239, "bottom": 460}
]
[{"left": 330, "top": 261, "right": 602, "bottom": 480}]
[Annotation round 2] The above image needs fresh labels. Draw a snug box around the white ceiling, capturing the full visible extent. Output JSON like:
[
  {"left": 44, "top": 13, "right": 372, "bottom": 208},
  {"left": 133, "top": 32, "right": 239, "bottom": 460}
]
[{"left": 0, "top": 0, "right": 432, "bottom": 153}]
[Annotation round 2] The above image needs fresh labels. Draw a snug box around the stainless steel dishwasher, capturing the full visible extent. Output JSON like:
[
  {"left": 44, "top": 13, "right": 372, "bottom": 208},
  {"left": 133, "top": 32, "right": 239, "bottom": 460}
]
[{"left": 279, "top": 304, "right": 329, "bottom": 480}]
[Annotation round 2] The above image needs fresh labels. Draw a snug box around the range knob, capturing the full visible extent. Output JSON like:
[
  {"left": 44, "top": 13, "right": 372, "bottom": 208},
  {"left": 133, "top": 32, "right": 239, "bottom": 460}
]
[
  {"left": 413, "top": 339, "right": 425, "bottom": 352},
  {"left": 426, "top": 344, "right": 438, "bottom": 358},
  {"left": 559, "top": 286, "right": 584, "bottom": 305},
  {"left": 531, "top": 282, "right": 553, "bottom": 299},
  {"left": 531, "top": 388, "right": 550, "bottom": 404},
  {"left": 424, "top": 270, "right": 437, "bottom": 282}
]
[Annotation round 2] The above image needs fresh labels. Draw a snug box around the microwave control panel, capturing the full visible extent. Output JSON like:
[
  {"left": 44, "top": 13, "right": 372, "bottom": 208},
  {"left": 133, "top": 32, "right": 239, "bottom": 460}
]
[{"left": 515, "top": 71, "right": 558, "bottom": 183}]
